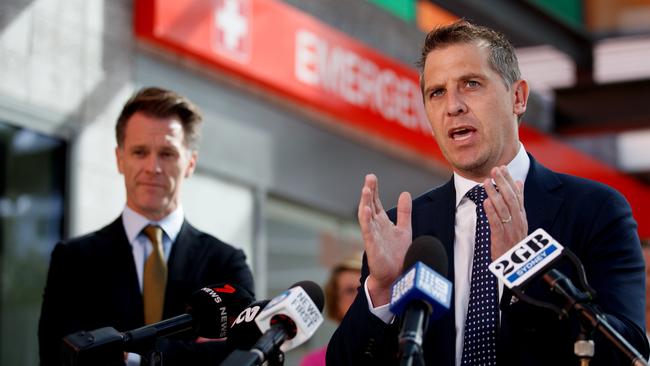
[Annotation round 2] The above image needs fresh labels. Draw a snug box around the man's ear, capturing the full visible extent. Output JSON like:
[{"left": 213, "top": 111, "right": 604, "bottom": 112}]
[
  {"left": 512, "top": 79, "right": 529, "bottom": 117},
  {"left": 115, "top": 146, "right": 124, "bottom": 174},
  {"left": 185, "top": 150, "right": 197, "bottom": 178}
]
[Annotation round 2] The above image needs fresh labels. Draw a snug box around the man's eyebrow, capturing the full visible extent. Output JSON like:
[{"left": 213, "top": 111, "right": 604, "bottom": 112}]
[
  {"left": 424, "top": 73, "right": 488, "bottom": 91},
  {"left": 459, "top": 72, "right": 487, "bottom": 81},
  {"left": 423, "top": 83, "right": 445, "bottom": 94},
  {"left": 128, "top": 144, "right": 147, "bottom": 150}
]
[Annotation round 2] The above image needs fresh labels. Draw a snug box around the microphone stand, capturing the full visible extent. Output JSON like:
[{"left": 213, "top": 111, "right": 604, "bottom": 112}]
[
  {"left": 219, "top": 348, "right": 284, "bottom": 366},
  {"left": 543, "top": 269, "right": 648, "bottom": 366},
  {"left": 141, "top": 349, "right": 164, "bottom": 366},
  {"left": 221, "top": 323, "right": 288, "bottom": 366},
  {"left": 574, "top": 325, "right": 594, "bottom": 366},
  {"left": 398, "top": 301, "right": 429, "bottom": 366}
]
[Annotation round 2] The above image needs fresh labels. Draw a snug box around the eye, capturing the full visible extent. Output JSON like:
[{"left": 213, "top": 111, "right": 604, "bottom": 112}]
[
  {"left": 428, "top": 88, "right": 445, "bottom": 99},
  {"left": 466, "top": 80, "right": 480, "bottom": 89},
  {"left": 132, "top": 148, "right": 147, "bottom": 157},
  {"left": 160, "top": 150, "right": 177, "bottom": 159}
]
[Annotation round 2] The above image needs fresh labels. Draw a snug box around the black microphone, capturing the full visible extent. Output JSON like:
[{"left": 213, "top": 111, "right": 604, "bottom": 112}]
[
  {"left": 62, "top": 283, "right": 254, "bottom": 366},
  {"left": 489, "top": 228, "right": 648, "bottom": 366},
  {"left": 126, "top": 283, "right": 254, "bottom": 350},
  {"left": 226, "top": 299, "right": 271, "bottom": 351},
  {"left": 389, "top": 236, "right": 452, "bottom": 366},
  {"left": 221, "top": 281, "right": 325, "bottom": 366}
]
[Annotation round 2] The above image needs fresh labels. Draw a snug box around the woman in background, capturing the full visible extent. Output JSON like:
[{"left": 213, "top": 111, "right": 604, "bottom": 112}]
[{"left": 300, "top": 253, "right": 362, "bottom": 366}]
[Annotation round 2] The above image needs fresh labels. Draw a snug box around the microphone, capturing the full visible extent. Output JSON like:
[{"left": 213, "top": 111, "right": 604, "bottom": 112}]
[
  {"left": 221, "top": 281, "right": 325, "bottom": 366},
  {"left": 226, "top": 299, "right": 271, "bottom": 351},
  {"left": 389, "top": 236, "right": 452, "bottom": 366},
  {"left": 489, "top": 228, "right": 648, "bottom": 366},
  {"left": 488, "top": 228, "right": 564, "bottom": 291},
  {"left": 62, "top": 283, "right": 254, "bottom": 366}
]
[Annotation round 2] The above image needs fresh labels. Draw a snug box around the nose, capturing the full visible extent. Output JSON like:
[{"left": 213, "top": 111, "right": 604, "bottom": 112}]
[
  {"left": 145, "top": 154, "right": 162, "bottom": 174},
  {"left": 446, "top": 89, "right": 467, "bottom": 116}
]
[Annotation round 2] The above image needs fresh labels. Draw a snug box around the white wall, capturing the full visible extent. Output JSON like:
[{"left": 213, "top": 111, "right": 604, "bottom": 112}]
[{"left": 183, "top": 173, "right": 255, "bottom": 265}]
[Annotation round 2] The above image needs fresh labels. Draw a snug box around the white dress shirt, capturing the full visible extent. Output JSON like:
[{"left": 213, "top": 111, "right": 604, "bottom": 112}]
[
  {"left": 122, "top": 205, "right": 185, "bottom": 292},
  {"left": 365, "top": 143, "right": 530, "bottom": 366}
]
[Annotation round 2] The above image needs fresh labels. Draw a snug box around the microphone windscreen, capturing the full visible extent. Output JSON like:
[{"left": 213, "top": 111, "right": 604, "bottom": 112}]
[
  {"left": 227, "top": 299, "right": 271, "bottom": 350},
  {"left": 403, "top": 236, "right": 448, "bottom": 277},
  {"left": 290, "top": 280, "right": 325, "bottom": 312},
  {"left": 187, "top": 283, "right": 255, "bottom": 338}
]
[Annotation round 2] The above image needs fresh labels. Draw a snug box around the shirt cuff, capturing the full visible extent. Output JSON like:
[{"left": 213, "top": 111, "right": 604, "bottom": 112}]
[
  {"left": 364, "top": 277, "right": 395, "bottom": 324},
  {"left": 126, "top": 352, "right": 141, "bottom": 366}
]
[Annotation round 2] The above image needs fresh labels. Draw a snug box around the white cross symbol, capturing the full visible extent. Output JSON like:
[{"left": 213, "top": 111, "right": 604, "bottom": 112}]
[{"left": 215, "top": 0, "right": 248, "bottom": 52}]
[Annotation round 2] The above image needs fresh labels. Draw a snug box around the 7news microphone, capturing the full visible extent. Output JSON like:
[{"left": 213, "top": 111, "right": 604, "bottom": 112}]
[
  {"left": 62, "top": 283, "right": 254, "bottom": 366},
  {"left": 389, "top": 236, "right": 452, "bottom": 366},
  {"left": 221, "top": 280, "right": 325, "bottom": 366},
  {"left": 489, "top": 228, "right": 648, "bottom": 366}
]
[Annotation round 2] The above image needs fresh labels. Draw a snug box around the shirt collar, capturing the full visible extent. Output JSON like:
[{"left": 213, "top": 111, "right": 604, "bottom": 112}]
[
  {"left": 122, "top": 205, "right": 185, "bottom": 244},
  {"left": 453, "top": 143, "right": 530, "bottom": 208}
]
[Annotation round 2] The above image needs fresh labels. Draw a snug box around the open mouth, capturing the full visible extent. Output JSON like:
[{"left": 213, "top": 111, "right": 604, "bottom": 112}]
[{"left": 448, "top": 126, "right": 476, "bottom": 141}]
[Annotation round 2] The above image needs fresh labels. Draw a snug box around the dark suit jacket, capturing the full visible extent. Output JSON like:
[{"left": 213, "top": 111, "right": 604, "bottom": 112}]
[
  {"left": 38, "top": 217, "right": 255, "bottom": 366},
  {"left": 328, "top": 155, "right": 649, "bottom": 365}
]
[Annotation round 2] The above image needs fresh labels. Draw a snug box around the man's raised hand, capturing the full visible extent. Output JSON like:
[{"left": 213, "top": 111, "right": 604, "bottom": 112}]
[{"left": 358, "top": 174, "right": 412, "bottom": 306}]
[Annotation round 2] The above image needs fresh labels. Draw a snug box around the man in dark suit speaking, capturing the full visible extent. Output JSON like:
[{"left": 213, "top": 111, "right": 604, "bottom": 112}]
[
  {"left": 38, "top": 87, "right": 255, "bottom": 365},
  {"left": 327, "top": 21, "right": 649, "bottom": 365}
]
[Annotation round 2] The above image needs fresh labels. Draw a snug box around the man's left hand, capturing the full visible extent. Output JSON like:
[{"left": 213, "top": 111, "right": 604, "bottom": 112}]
[{"left": 483, "top": 166, "right": 528, "bottom": 260}]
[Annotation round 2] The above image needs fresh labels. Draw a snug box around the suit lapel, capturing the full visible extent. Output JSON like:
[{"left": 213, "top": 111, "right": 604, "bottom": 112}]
[
  {"left": 421, "top": 178, "right": 456, "bottom": 280},
  {"left": 167, "top": 220, "right": 198, "bottom": 284},
  {"left": 96, "top": 217, "right": 144, "bottom": 325},
  {"left": 524, "top": 155, "right": 564, "bottom": 233},
  {"left": 98, "top": 218, "right": 141, "bottom": 292}
]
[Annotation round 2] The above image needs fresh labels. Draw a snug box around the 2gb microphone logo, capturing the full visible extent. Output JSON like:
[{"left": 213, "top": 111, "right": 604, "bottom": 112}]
[{"left": 489, "top": 228, "right": 564, "bottom": 289}]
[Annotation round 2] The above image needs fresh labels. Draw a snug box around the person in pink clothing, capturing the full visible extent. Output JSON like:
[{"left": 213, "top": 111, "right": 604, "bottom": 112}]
[{"left": 300, "top": 254, "right": 362, "bottom": 366}]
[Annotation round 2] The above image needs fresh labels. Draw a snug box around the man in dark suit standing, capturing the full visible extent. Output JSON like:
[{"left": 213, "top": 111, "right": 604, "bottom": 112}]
[
  {"left": 327, "top": 21, "right": 649, "bottom": 365},
  {"left": 38, "top": 87, "right": 255, "bottom": 365}
]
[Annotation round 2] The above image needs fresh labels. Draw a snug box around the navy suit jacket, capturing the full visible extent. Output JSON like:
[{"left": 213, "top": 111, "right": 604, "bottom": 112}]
[
  {"left": 38, "top": 217, "right": 255, "bottom": 366},
  {"left": 328, "top": 155, "right": 649, "bottom": 365}
]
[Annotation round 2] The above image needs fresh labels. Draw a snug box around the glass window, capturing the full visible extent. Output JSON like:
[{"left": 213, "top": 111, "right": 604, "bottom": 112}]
[{"left": 0, "top": 122, "right": 66, "bottom": 366}]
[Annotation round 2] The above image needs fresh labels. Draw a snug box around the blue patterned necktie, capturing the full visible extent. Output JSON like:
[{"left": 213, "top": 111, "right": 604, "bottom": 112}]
[{"left": 461, "top": 185, "right": 498, "bottom": 365}]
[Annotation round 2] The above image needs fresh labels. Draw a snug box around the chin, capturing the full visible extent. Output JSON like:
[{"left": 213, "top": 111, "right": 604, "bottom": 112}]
[
  {"left": 136, "top": 199, "right": 168, "bottom": 213},
  {"left": 452, "top": 158, "right": 484, "bottom": 171},
  {"left": 453, "top": 158, "right": 492, "bottom": 177}
]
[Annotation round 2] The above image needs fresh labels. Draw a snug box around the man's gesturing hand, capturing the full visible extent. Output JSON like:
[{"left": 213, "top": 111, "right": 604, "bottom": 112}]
[
  {"left": 358, "top": 174, "right": 412, "bottom": 306},
  {"left": 483, "top": 166, "right": 528, "bottom": 261}
]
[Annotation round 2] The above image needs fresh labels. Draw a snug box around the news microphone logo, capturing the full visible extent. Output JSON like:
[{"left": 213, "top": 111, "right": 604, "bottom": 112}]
[
  {"left": 389, "top": 262, "right": 452, "bottom": 317},
  {"left": 265, "top": 289, "right": 291, "bottom": 309},
  {"left": 489, "top": 228, "right": 564, "bottom": 289},
  {"left": 232, "top": 303, "right": 265, "bottom": 325},
  {"left": 254, "top": 286, "right": 323, "bottom": 351}
]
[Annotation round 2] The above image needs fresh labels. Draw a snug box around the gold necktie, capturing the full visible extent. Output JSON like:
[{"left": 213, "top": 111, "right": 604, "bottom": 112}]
[{"left": 143, "top": 225, "right": 167, "bottom": 325}]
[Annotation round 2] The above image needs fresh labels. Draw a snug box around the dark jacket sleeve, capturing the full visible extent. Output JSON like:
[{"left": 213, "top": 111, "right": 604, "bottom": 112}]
[
  {"left": 576, "top": 187, "right": 649, "bottom": 364},
  {"left": 157, "top": 234, "right": 256, "bottom": 366},
  {"left": 39, "top": 243, "right": 73, "bottom": 366},
  {"left": 38, "top": 242, "right": 92, "bottom": 366},
  {"left": 219, "top": 245, "right": 255, "bottom": 297}
]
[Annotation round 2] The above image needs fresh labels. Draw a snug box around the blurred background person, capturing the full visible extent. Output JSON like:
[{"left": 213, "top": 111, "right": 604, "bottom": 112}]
[{"left": 300, "top": 252, "right": 362, "bottom": 366}]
